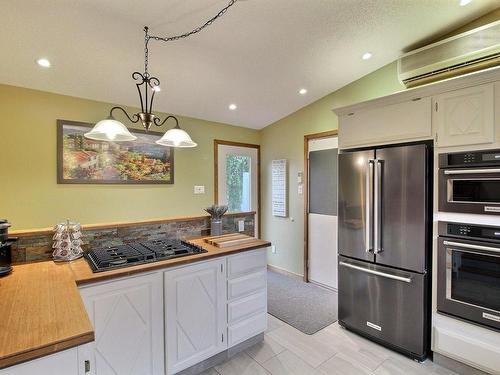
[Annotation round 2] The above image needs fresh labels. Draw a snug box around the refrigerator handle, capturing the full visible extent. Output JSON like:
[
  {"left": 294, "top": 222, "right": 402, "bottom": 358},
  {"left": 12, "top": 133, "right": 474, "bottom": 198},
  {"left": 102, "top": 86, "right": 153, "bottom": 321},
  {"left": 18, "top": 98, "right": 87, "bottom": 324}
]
[
  {"left": 365, "top": 160, "right": 374, "bottom": 253},
  {"left": 339, "top": 261, "right": 412, "bottom": 283},
  {"left": 374, "top": 159, "right": 383, "bottom": 254}
]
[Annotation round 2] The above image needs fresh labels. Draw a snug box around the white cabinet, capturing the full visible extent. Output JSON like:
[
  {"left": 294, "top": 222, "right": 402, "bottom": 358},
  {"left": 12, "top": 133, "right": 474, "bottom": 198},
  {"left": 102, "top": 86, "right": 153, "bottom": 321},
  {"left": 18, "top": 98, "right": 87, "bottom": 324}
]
[
  {"left": 433, "top": 313, "right": 500, "bottom": 374},
  {"left": 226, "top": 249, "right": 267, "bottom": 347},
  {"left": 338, "top": 97, "right": 432, "bottom": 149},
  {"left": 165, "top": 259, "right": 227, "bottom": 375},
  {"left": 433, "top": 83, "right": 495, "bottom": 147},
  {"left": 0, "top": 348, "right": 78, "bottom": 375},
  {"left": 78, "top": 272, "right": 164, "bottom": 375}
]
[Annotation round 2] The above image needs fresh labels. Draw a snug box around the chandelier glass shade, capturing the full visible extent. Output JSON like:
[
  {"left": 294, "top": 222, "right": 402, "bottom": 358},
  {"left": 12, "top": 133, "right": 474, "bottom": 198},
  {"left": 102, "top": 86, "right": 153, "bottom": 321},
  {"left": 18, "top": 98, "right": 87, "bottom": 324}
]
[
  {"left": 84, "top": 116, "right": 137, "bottom": 142},
  {"left": 84, "top": 0, "right": 237, "bottom": 148}
]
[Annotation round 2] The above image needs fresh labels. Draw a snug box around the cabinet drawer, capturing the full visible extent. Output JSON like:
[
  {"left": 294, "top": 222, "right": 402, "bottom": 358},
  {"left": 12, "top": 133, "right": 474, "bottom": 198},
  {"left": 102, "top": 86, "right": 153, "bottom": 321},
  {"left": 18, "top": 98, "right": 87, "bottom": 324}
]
[
  {"left": 228, "top": 290, "right": 267, "bottom": 324},
  {"left": 227, "top": 249, "right": 267, "bottom": 278},
  {"left": 228, "top": 312, "right": 267, "bottom": 347},
  {"left": 228, "top": 270, "right": 266, "bottom": 300}
]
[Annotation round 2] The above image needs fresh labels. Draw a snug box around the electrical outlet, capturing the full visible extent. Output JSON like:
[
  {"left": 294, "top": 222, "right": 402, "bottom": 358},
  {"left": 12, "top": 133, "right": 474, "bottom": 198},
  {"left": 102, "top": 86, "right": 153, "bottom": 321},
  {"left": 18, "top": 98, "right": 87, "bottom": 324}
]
[
  {"left": 298, "top": 184, "right": 303, "bottom": 195},
  {"left": 193, "top": 185, "right": 205, "bottom": 194},
  {"left": 271, "top": 245, "right": 277, "bottom": 254},
  {"left": 238, "top": 220, "right": 245, "bottom": 232}
]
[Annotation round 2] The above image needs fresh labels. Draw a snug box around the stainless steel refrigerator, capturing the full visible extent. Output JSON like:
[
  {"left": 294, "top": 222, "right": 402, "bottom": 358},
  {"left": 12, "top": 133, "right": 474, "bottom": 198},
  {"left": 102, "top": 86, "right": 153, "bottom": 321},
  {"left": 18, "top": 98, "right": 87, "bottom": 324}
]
[{"left": 338, "top": 143, "right": 431, "bottom": 361}]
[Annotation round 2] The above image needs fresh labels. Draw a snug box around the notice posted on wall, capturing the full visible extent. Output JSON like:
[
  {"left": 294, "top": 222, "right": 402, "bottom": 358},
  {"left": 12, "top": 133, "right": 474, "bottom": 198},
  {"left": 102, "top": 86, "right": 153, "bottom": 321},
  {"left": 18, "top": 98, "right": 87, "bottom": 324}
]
[{"left": 272, "top": 159, "right": 288, "bottom": 217}]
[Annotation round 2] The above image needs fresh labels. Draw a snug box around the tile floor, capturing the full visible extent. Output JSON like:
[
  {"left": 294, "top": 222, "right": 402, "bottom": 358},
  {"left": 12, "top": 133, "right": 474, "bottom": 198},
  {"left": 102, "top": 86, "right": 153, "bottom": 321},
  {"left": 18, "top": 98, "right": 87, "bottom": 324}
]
[{"left": 201, "top": 314, "right": 457, "bottom": 375}]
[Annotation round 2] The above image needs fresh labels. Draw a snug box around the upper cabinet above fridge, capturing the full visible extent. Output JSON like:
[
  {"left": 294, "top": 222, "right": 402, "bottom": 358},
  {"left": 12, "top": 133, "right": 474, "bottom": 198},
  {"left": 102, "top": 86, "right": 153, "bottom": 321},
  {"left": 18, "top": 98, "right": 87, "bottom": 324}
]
[
  {"left": 337, "top": 97, "right": 432, "bottom": 150},
  {"left": 334, "top": 69, "right": 500, "bottom": 151}
]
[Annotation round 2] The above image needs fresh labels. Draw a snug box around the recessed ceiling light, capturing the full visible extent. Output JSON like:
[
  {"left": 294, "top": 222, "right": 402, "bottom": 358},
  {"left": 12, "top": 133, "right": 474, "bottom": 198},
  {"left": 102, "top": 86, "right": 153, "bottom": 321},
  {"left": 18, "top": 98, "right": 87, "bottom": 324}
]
[
  {"left": 299, "top": 88, "right": 308, "bottom": 95},
  {"left": 36, "top": 58, "right": 51, "bottom": 68},
  {"left": 459, "top": 0, "right": 472, "bottom": 6},
  {"left": 228, "top": 104, "right": 237, "bottom": 110},
  {"left": 362, "top": 52, "right": 372, "bottom": 60}
]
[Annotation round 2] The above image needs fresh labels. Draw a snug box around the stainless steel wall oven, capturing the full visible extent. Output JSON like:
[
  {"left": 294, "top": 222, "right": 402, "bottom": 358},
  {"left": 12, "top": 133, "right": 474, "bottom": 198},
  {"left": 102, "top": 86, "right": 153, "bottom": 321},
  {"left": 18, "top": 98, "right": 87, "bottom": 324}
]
[
  {"left": 439, "top": 148, "right": 500, "bottom": 215},
  {"left": 438, "top": 221, "right": 500, "bottom": 331}
]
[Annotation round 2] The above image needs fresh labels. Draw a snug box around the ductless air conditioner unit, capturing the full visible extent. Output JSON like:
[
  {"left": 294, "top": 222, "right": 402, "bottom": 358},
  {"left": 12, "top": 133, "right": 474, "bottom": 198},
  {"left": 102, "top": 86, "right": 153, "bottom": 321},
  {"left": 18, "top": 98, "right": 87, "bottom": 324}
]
[{"left": 398, "top": 20, "right": 500, "bottom": 88}]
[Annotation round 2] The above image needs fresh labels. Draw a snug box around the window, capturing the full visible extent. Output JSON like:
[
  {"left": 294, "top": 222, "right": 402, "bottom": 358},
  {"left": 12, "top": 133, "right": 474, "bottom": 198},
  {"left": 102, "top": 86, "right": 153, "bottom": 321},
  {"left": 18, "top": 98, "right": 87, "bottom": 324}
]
[{"left": 225, "top": 155, "right": 251, "bottom": 212}]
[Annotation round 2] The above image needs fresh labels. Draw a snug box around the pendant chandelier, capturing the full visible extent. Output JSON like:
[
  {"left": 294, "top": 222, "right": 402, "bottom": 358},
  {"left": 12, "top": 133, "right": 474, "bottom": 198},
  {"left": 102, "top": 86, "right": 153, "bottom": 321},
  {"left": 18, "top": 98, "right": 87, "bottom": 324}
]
[{"left": 85, "top": 0, "right": 238, "bottom": 148}]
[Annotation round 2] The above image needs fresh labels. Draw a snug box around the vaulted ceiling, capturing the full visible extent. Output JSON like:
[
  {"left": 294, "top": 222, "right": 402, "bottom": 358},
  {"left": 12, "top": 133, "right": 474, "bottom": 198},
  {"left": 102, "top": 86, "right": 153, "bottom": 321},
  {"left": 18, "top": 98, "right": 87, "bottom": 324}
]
[{"left": 1, "top": 0, "right": 498, "bottom": 128}]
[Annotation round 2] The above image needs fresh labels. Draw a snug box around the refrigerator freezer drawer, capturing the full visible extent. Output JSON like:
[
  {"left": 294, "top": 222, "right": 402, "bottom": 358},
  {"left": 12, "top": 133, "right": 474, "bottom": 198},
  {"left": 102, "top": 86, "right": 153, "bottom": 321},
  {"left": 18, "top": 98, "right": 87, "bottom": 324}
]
[{"left": 338, "top": 256, "right": 428, "bottom": 359}]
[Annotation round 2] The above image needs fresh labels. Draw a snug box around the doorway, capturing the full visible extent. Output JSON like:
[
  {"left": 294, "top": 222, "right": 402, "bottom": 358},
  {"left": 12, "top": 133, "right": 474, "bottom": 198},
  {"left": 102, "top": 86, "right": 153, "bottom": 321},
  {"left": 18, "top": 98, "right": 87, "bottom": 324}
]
[
  {"left": 214, "top": 140, "right": 260, "bottom": 237},
  {"left": 304, "top": 130, "right": 338, "bottom": 289}
]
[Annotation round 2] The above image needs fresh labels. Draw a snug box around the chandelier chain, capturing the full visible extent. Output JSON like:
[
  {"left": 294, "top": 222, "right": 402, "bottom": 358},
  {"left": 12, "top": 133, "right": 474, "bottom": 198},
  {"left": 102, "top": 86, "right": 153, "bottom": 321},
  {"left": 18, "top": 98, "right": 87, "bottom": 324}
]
[
  {"left": 144, "top": 26, "right": 150, "bottom": 76},
  {"left": 149, "top": 0, "right": 237, "bottom": 43}
]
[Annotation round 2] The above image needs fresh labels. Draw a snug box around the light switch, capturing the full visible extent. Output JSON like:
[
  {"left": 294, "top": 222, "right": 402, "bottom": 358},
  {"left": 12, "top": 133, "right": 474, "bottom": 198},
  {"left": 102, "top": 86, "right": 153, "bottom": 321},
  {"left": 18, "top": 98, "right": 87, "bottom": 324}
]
[
  {"left": 238, "top": 220, "right": 245, "bottom": 232},
  {"left": 194, "top": 185, "right": 205, "bottom": 194}
]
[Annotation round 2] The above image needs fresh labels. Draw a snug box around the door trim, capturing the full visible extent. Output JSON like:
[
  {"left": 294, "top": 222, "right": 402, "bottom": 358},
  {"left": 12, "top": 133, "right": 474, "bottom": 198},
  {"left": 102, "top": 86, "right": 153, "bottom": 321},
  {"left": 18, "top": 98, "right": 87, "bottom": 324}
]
[
  {"left": 303, "top": 130, "right": 338, "bottom": 282},
  {"left": 214, "top": 140, "right": 261, "bottom": 237}
]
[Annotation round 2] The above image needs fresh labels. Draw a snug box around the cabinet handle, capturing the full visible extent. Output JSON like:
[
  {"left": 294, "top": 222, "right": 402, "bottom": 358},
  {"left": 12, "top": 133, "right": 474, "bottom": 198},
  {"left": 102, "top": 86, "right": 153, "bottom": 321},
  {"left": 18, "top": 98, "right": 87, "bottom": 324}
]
[
  {"left": 222, "top": 333, "right": 224, "bottom": 342},
  {"left": 85, "top": 360, "right": 91, "bottom": 373}
]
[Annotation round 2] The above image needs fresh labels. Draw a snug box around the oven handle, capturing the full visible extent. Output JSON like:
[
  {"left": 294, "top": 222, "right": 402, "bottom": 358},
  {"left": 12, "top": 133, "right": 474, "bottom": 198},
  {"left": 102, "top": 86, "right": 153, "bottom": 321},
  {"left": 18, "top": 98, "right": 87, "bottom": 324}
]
[
  {"left": 339, "top": 261, "right": 412, "bottom": 283},
  {"left": 443, "top": 168, "right": 500, "bottom": 175},
  {"left": 443, "top": 240, "right": 500, "bottom": 254}
]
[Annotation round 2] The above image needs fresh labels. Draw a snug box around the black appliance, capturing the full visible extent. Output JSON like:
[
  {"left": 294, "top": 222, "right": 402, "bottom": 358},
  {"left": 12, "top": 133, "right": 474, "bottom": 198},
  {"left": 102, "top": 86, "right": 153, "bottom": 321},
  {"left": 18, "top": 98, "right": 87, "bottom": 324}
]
[
  {"left": 439, "top": 148, "right": 500, "bottom": 215},
  {"left": 0, "top": 220, "right": 16, "bottom": 277},
  {"left": 438, "top": 221, "right": 500, "bottom": 331},
  {"left": 85, "top": 239, "right": 207, "bottom": 272},
  {"left": 338, "top": 143, "right": 432, "bottom": 361}
]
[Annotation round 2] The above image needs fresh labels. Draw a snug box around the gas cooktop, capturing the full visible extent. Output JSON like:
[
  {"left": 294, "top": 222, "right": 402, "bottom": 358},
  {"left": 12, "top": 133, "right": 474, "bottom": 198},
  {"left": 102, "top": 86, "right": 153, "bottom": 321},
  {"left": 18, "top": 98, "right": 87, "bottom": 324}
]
[{"left": 85, "top": 239, "right": 207, "bottom": 273}]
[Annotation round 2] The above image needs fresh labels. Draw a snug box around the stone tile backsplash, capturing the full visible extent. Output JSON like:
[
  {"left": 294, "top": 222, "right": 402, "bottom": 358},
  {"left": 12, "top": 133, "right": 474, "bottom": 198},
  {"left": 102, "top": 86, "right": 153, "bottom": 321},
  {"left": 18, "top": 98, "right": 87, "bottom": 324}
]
[{"left": 12, "top": 213, "right": 255, "bottom": 264}]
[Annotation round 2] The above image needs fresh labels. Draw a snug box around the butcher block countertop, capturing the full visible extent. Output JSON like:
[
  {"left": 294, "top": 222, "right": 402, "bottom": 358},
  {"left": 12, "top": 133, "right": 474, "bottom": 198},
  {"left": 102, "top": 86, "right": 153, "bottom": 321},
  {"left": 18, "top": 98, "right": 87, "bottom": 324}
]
[
  {"left": 0, "top": 236, "right": 270, "bottom": 369},
  {"left": 0, "top": 261, "right": 94, "bottom": 369}
]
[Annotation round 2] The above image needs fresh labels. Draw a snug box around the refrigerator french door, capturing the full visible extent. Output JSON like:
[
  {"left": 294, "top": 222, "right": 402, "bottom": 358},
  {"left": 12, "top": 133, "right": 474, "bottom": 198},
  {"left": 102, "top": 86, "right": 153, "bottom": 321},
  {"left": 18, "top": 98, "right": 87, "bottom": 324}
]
[{"left": 338, "top": 143, "right": 431, "bottom": 361}]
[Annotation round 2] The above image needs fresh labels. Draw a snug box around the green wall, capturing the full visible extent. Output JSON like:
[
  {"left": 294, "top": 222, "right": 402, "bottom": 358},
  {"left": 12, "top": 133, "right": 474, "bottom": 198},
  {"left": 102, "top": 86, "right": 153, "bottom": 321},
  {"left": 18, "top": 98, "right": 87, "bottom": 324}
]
[
  {"left": 261, "top": 62, "right": 404, "bottom": 276},
  {"left": 0, "top": 84, "right": 260, "bottom": 230}
]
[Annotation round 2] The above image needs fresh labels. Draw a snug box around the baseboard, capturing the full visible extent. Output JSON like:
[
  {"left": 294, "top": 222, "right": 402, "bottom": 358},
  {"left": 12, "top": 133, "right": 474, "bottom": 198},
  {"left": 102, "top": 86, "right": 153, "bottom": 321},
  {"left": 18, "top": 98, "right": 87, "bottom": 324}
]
[
  {"left": 433, "top": 352, "right": 490, "bottom": 375},
  {"left": 267, "top": 264, "right": 303, "bottom": 280},
  {"left": 309, "top": 280, "right": 338, "bottom": 292}
]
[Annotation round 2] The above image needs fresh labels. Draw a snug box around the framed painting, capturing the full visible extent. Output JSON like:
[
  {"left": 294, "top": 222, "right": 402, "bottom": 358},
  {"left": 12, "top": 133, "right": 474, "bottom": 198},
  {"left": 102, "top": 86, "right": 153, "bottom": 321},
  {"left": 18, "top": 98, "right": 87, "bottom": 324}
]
[{"left": 57, "top": 119, "right": 174, "bottom": 184}]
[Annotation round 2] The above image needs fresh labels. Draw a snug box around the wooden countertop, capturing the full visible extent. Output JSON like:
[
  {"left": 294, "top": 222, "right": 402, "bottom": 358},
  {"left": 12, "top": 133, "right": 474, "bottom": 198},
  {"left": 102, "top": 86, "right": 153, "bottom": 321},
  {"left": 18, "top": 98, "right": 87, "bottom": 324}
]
[
  {"left": 0, "top": 236, "right": 270, "bottom": 369},
  {"left": 0, "top": 261, "right": 94, "bottom": 369}
]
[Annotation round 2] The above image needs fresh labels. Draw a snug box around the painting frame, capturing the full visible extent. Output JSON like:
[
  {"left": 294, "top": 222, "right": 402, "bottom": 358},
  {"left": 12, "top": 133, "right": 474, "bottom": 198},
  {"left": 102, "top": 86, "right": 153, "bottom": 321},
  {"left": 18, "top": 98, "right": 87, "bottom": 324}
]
[{"left": 57, "top": 119, "right": 174, "bottom": 185}]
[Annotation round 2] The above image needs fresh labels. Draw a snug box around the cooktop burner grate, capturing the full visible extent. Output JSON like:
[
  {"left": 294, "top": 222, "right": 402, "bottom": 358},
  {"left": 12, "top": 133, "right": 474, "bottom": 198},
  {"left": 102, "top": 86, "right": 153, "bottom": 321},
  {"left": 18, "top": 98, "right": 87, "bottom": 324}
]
[{"left": 85, "top": 239, "right": 206, "bottom": 273}]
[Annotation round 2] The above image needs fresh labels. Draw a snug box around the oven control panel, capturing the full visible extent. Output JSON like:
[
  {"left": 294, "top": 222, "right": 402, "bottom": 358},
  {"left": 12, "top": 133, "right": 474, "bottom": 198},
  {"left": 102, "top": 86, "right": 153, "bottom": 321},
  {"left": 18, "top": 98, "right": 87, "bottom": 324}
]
[
  {"left": 439, "top": 222, "right": 500, "bottom": 243},
  {"left": 439, "top": 148, "right": 500, "bottom": 168}
]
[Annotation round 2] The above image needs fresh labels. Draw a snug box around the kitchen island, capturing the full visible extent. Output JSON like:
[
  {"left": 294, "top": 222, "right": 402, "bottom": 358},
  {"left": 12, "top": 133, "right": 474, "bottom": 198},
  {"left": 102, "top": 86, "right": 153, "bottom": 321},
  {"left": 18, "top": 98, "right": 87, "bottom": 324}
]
[{"left": 0, "top": 236, "right": 270, "bottom": 374}]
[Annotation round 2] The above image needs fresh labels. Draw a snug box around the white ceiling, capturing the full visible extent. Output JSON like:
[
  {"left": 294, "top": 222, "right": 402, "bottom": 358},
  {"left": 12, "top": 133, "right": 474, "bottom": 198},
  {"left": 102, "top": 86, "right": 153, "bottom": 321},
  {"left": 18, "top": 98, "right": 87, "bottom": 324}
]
[{"left": 0, "top": 0, "right": 498, "bottom": 129}]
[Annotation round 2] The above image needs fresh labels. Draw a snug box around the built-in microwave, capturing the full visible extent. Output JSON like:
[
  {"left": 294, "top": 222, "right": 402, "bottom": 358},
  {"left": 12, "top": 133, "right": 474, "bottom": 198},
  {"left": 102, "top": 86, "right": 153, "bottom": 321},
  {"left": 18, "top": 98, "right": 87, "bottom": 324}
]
[
  {"left": 439, "top": 148, "right": 500, "bottom": 215},
  {"left": 438, "top": 221, "right": 500, "bottom": 331}
]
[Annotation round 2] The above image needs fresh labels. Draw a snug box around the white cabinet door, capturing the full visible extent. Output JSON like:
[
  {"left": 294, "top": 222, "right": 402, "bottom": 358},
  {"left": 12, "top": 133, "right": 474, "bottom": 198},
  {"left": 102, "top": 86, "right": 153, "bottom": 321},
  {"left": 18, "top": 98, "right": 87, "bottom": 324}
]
[
  {"left": 338, "top": 97, "right": 432, "bottom": 149},
  {"left": 434, "top": 83, "right": 495, "bottom": 147},
  {"left": 0, "top": 348, "right": 78, "bottom": 375},
  {"left": 78, "top": 272, "right": 164, "bottom": 375},
  {"left": 165, "top": 259, "right": 227, "bottom": 374}
]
